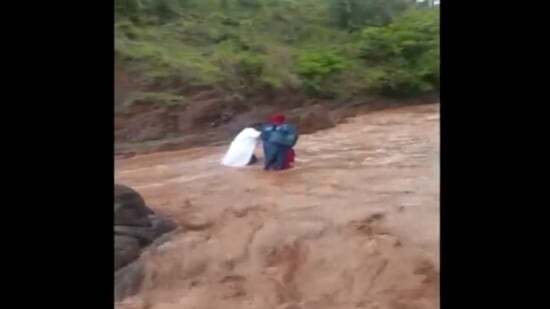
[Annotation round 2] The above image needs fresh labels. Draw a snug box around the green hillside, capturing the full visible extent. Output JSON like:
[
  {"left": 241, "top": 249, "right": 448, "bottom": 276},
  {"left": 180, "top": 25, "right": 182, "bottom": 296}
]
[{"left": 115, "top": 0, "right": 439, "bottom": 105}]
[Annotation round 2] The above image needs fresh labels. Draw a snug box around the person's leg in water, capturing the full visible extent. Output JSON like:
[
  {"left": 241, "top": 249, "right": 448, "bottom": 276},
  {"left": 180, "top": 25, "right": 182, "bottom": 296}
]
[
  {"left": 263, "top": 141, "right": 279, "bottom": 170},
  {"left": 263, "top": 142, "right": 293, "bottom": 170},
  {"left": 275, "top": 147, "right": 295, "bottom": 170},
  {"left": 247, "top": 154, "right": 258, "bottom": 166},
  {"left": 273, "top": 146, "right": 289, "bottom": 170}
]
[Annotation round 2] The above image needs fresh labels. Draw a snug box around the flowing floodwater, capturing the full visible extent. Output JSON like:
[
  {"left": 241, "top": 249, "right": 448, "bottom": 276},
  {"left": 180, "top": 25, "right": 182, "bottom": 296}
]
[{"left": 115, "top": 104, "right": 440, "bottom": 309}]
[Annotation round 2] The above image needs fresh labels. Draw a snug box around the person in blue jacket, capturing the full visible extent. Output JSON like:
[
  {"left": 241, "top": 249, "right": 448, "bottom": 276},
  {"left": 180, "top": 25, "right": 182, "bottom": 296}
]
[{"left": 260, "top": 114, "right": 299, "bottom": 171}]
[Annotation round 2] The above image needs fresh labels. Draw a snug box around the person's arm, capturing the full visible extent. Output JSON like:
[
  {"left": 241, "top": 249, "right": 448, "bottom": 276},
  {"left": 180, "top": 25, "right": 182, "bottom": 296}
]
[
  {"left": 259, "top": 126, "right": 268, "bottom": 142},
  {"left": 251, "top": 128, "right": 261, "bottom": 139}
]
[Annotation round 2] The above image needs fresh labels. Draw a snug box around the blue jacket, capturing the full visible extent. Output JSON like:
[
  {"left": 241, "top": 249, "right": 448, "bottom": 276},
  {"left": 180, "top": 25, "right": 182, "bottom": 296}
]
[{"left": 260, "top": 123, "right": 299, "bottom": 148}]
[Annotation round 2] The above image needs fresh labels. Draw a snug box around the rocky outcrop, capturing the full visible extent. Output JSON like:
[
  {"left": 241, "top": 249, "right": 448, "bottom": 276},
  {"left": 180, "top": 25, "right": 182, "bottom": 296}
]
[
  {"left": 115, "top": 184, "right": 154, "bottom": 226},
  {"left": 114, "top": 184, "right": 177, "bottom": 301}
]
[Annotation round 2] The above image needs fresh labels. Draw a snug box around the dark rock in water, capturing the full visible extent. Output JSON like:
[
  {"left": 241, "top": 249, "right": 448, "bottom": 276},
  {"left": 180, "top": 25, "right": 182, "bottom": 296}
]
[
  {"left": 114, "top": 184, "right": 178, "bottom": 300},
  {"left": 115, "top": 235, "right": 141, "bottom": 270},
  {"left": 115, "top": 225, "right": 157, "bottom": 247},
  {"left": 148, "top": 231, "right": 176, "bottom": 252},
  {"left": 114, "top": 215, "right": 177, "bottom": 248},
  {"left": 115, "top": 184, "right": 154, "bottom": 227},
  {"left": 150, "top": 214, "right": 178, "bottom": 235},
  {"left": 115, "top": 259, "right": 145, "bottom": 302}
]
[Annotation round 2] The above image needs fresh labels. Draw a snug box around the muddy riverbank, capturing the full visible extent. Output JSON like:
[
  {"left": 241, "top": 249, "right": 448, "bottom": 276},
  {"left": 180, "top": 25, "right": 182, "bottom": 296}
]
[{"left": 115, "top": 104, "right": 440, "bottom": 309}]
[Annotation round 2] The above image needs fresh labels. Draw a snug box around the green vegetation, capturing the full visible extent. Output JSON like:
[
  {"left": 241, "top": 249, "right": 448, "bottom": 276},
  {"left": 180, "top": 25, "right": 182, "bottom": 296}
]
[
  {"left": 123, "top": 91, "right": 186, "bottom": 107},
  {"left": 115, "top": 0, "right": 439, "bottom": 102}
]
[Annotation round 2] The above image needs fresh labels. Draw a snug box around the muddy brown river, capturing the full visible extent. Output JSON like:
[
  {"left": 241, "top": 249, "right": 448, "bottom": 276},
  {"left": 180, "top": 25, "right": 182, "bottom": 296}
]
[{"left": 115, "top": 104, "right": 440, "bottom": 309}]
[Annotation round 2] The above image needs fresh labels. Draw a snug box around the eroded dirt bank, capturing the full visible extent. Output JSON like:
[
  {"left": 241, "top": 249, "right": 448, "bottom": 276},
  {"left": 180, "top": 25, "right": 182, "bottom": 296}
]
[
  {"left": 114, "top": 76, "right": 437, "bottom": 158},
  {"left": 114, "top": 104, "right": 440, "bottom": 309}
]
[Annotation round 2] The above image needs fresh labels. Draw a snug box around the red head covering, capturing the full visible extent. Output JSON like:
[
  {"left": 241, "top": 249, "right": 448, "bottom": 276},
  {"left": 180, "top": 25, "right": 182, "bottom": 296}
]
[{"left": 269, "top": 114, "right": 286, "bottom": 125}]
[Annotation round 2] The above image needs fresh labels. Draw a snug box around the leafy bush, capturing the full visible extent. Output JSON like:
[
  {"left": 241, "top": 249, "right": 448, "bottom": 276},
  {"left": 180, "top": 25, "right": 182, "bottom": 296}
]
[
  {"left": 216, "top": 52, "right": 266, "bottom": 92},
  {"left": 359, "top": 8, "right": 439, "bottom": 95},
  {"left": 327, "top": 0, "right": 411, "bottom": 31},
  {"left": 123, "top": 92, "right": 186, "bottom": 107},
  {"left": 294, "top": 50, "right": 345, "bottom": 95},
  {"left": 114, "top": 0, "right": 439, "bottom": 103}
]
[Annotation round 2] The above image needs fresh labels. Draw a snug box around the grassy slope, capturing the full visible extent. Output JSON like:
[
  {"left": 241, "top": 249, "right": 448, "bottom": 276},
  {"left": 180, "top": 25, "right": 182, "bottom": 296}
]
[{"left": 115, "top": 0, "right": 439, "bottom": 109}]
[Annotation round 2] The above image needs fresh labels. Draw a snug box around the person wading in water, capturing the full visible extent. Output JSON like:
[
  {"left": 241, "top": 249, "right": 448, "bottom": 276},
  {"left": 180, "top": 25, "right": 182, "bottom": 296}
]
[
  {"left": 260, "top": 114, "right": 298, "bottom": 171},
  {"left": 221, "top": 123, "right": 263, "bottom": 167}
]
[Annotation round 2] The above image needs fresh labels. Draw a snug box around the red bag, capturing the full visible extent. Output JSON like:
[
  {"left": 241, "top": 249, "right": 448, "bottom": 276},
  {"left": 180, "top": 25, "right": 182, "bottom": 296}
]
[
  {"left": 287, "top": 149, "right": 295, "bottom": 164},
  {"left": 281, "top": 148, "right": 295, "bottom": 169}
]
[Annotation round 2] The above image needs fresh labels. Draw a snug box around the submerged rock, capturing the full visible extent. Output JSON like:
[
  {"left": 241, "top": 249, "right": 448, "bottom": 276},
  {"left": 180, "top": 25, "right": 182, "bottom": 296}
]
[
  {"left": 115, "top": 184, "right": 154, "bottom": 227},
  {"left": 114, "top": 184, "right": 178, "bottom": 300},
  {"left": 115, "top": 260, "right": 145, "bottom": 302}
]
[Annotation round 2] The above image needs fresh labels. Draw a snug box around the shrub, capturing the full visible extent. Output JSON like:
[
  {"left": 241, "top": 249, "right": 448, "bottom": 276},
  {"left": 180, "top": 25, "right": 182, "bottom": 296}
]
[
  {"left": 359, "top": 8, "right": 439, "bottom": 95},
  {"left": 114, "top": 0, "right": 439, "bottom": 104},
  {"left": 294, "top": 50, "right": 345, "bottom": 95}
]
